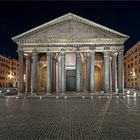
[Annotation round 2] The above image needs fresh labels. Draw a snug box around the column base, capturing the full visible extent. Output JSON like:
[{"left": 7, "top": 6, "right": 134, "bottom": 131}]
[
  {"left": 76, "top": 92, "right": 81, "bottom": 96},
  {"left": 61, "top": 92, "right": 65, "bottom": 96},
  {"left": 45, "top": 92, "right": 52, "bottom": 96},
  {"left": 18, "top": 93, "right": 25, "bottom": 98},
  {"left": 29, "top": 93, "right": 37, "bottom": 97},
  {"left": 90, "top": 93, "right": 95, "bottom": 95}
]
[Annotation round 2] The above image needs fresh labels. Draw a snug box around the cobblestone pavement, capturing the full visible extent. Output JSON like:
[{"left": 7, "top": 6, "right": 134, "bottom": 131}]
[{"left": 0, "top": 96, "right": 140, "bottom": 140}]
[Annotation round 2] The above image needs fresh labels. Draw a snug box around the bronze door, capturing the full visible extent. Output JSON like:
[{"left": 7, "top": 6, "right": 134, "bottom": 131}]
[{"left": 66, "top": 70, "right": 76, "bottom": 91}]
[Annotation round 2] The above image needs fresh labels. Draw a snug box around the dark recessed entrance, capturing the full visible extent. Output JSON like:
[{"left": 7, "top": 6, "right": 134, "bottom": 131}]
[{"left": 66, "top": 70, "right": 76, "bottom": 91}]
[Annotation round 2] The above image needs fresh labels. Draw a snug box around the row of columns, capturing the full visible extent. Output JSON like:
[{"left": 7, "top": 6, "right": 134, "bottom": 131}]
[{"left": 18, "top": 49, "right": 124, "bottom": 96}]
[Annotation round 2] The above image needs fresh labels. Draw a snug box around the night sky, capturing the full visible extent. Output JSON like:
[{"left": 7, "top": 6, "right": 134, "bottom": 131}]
[{"left": 0, "top": 1, "right": 140, "bottom": 59}]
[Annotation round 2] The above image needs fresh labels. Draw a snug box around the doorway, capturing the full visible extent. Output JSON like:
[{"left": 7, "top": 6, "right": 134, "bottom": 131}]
[{"left": 66, "top": 70, "right": 76, "bottom": 91}]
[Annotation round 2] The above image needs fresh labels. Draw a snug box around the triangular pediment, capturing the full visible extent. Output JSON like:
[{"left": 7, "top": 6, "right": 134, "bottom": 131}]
[{"left": 12, "top": 13, "right": 129, "bottom": 43}]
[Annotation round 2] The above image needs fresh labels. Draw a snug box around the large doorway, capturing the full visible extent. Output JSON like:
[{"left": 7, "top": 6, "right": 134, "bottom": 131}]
[{"left": 66, "top": 70, "right": 76, "bottom": 91}]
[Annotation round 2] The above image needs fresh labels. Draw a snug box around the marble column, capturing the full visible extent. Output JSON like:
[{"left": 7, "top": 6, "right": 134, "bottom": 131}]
[
  {"left": 118, "top": 50, "right": 124, "bottom": 93},
  {"left": 109, "top": 56, "right": 112, "bottom": 93},
  {"left": 86, "top": 52, "right": 90, "bottom": 91},
  {"left": 25, "top": 54, "right": 31, "bottom": 94},
  {"left": 76, "top": 50, "right": 81, "bottom": 93},
  {"left": 112, "top": 53, "right": 118, "bottom": 92},
  {"left": 46, "top": 50, "right": 52, "bottom": 94},
  {"left": 17, "top": 50, "right": 24, "bottom": 96},
  {"left": 60, "top": 49, "right": 66, "bottom": 94},
  {"left": 103, "top": 51, "right": 110, "bottom": 93},
  {"left": 83, "top": 53, "right": 87, "bottom": 93},
  {"left": 90, "top": 50, "right": 95, "bottom": 94},
  {"left": 31, "top": 49, "right": 38, "bottom": 95},
  {"left": 52, "top": 54, "right": 57, "bottom": 93},
  {"left": 56, "top": 54, "right": 59, "bottom": 93}
]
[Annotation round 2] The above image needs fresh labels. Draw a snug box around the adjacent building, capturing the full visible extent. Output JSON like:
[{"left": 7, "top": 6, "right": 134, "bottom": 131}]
[
  {"left": 12, "top": 13, "right": 129, "bottom": 96},
  {"left": 0, "top": 54, "right": 19, "bottom": 88},
  {"left": 124, "top": 41, "right": 140, "bottom": 89}
]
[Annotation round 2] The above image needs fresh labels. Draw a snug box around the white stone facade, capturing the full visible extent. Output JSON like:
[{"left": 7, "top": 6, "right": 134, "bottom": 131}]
[{"left": 12, "top": 13, "right": 129, "bottom": 96}]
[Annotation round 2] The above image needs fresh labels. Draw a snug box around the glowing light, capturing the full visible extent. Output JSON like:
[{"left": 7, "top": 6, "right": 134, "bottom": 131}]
[
  {"left": 16, "top": 96, "right": 18, "bottom": 99},
  {"left": 91, "top": 96, "right": 93, "bottom": 99},
  {"left": 99, "top": 96, "right": 101, "bottom": 99},
  {"left": 7, "top": 89, "right": 9, "bottom": 92},
  {"left": 0, "top": 90, "right": 1, "bottom": 93},
  {"left": 123, "top": 96, "right": 126, "bottom": 99},
  {"left": 127, "top": 94, "right": 130, "bottom": 97},
  {"left": 134, "top": 92, "right": 137, "bottom": 97},
  {"left": 56, "top": 96, "right": 58, "bottom": 99},
  {"left": 64, "top": 96, "right": 67, "bottom": 99},
  {"left": 116, "top": 96, "right": 119, "bottom": 99},
  {"left": 127, "top": 91, "right": 130, "bottom": 94},
  {"left": 40, "top": 96, "right": 42, "bottom": 99},
  {"left": 82, "top": 96, "right": 85, "bottom": 99},
  {"left": 8, "top": 73, "right": 13, "bottom": 79}
]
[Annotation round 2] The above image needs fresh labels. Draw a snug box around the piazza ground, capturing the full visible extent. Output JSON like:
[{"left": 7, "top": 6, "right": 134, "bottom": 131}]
[{"left": 0, "top": 95, "right": 140, "bottom": 140}]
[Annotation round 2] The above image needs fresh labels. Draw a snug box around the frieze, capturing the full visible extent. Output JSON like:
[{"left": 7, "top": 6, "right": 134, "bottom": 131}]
[{"left": 17, "top": 38, "right": 127, "bottom": 46}]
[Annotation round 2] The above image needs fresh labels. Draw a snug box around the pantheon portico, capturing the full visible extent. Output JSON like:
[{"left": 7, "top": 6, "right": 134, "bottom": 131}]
[{"left": 12, "top": 13, "right": 129, "bottom": 96}]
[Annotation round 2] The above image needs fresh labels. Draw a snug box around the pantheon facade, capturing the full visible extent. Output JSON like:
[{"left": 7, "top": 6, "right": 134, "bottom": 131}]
[{"left": 12, "top": 13, "right": 129, "bottom": 96}]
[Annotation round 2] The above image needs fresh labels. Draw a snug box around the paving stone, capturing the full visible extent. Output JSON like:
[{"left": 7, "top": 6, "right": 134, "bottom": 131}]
[{"left": 0, "top": 96, "right": 140, "bottom": 139}]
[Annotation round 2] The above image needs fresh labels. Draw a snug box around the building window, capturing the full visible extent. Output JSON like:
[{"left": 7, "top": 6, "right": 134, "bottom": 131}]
[
  {"left": 135, "top": 61, "right": 137, "bottom": 65},
  {"left": 131, "top": 63, "right": 133, "bottom": 67}
]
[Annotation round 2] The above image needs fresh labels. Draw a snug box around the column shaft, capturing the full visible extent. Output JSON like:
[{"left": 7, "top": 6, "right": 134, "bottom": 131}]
[
  {"left": 52, "top": 55, "right": 56, "bottom": 92},
  {"left": 18, "top": 50, "right": 24, "bottom": 95},
  {"left": 118, "top": 50, "right": 124, "bottom": 93},
  {"left": 109, "top": 57, "right": 112, "bottom": 93},
  {"left": 90, "top": 51, "right": 95, "bottom": 94},
  {"left": 86, "top": 53, "right": 90, "bottom": 91},
  {"left": 76, "top": 52, "right": 81, "bottom": 93},
  {"left": 25, "top": 55, "right": 31, "bottom": 94},
  {"left": 46, "top": 52, "right": 52, "bottom": 94},
  {"left": 60, "top": 52, "right": 65, "bottom": 93},
  {"left": 112, "top": 53, "right": 118, "bottom": 92},
  {"left": 31, "top": 50, "right": 38, "bottom": 95},
  {"left": 104, "top": 51, "right": 110, "bottom": 93}
]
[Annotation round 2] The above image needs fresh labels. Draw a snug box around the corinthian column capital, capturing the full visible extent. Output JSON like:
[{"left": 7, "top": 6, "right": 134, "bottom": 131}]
[{"left": 60, "top": 48, "right": 66, "bottom": 56}]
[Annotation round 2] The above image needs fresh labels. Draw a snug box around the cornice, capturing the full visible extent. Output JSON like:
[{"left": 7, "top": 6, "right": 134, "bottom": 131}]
[{"left": 16, "top": 38, "right": 127, "bottom": 46}]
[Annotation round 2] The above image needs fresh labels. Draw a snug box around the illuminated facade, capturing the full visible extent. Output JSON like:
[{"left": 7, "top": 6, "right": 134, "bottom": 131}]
[
  {"left": 0, "top": 54, "right": 18, "bottom": 88},
  {"left": 124, "top": 41, "right": 140, "bottom": 89},
  {"left": 12, "top": 13, "right": 129, "bottom": 96}
]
